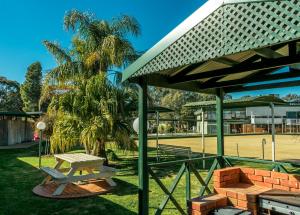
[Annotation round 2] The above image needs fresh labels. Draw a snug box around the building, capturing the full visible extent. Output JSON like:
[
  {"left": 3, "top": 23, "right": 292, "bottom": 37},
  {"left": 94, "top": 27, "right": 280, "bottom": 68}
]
[
  {"left": 0, "top": 112, "right": 41, "bottom": 146},
  {"left": 185, "top": 96, "right": 300, "bottom": 135}
]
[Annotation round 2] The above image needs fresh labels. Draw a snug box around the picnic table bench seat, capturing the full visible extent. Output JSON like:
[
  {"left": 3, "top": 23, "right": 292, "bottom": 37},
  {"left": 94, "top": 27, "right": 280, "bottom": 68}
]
[{"left": 41, "top": 167, "right": 67, "bottom": 180}]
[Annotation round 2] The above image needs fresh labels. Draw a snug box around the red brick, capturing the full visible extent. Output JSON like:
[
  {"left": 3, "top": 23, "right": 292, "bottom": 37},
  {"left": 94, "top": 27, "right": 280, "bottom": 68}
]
[
  {"left": 271, "top": 172, "right": 289, "bottom": 180},
  {"left": 281, "top": 179, "right": 299, "bottom": 189},
  {"left": 191, "top": 209, "right": 210, "bottom": 215},
  {"left": 225, "top": 167, "right": 241, "bottom": 174},
  {"left": 191, "top": 201, "right": 214, "bottom": 211},
  {"left": 255, "top": 169, "right": 271, "bottom": 177},
  {"left": 241, "top": 168, "right": 255, "bottom": 175},
  {"left": 226, "top": 178, "right": 240, "bottom": 185},
  {"left": 289, "top": 175, "right": 300, "bottom": 182},
  {"left": 273, "top": 184, "right": 290, "bottom": 191},
  {"left": 213, "top": 177, "right": 223, "bottom": 183},
  {"left": 290, "top": 188, "right": 300, "bottom": 193},
  {"left": 226, "top": 191, "right": 238, "bottom": 198},
  {"left": 214, "top": 181, "right": 227, "bottom": 188},
  {"left": 223, "top": 175, "right": 232, "bottom": 181},
  {"left": 240, "top": 173, "right": 253, "bottom": 184},
  {"left": 228, "top": 197, "right": 238, "bottom": 206},
  {"left": 237, "top": 193, "right": 247, "bottom": 201},
  {"left": 214, "top": 188, "right": 227, "bottom": 196},
  {"left": 191, "top": 209, "right": 201, "bottom": 215},
  {"left": 237, "top": 200, "right": 248, "bottom": 209},
  {"left": 248, "top": 174, "right": 263, "bottom": 182},
  {"left": 254, "top": 181, "right": 273, "bottom": 188},
  {"left": 264, "top": 177, "right": 280, "bottom": 185},
  {"left": 215, "top": 198, "right": 227, "bottom": 208}
]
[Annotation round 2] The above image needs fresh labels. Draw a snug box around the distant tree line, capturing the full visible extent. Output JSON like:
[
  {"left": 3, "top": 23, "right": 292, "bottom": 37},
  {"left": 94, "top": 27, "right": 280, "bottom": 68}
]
[{"left": 0, "top": 62, "right": 42, "bottom": 112}]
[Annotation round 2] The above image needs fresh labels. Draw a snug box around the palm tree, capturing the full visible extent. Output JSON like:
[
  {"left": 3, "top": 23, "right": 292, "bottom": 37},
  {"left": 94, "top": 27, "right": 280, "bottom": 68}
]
[{"left": 42, "top": 10, "right": 140, "bottom": 163}]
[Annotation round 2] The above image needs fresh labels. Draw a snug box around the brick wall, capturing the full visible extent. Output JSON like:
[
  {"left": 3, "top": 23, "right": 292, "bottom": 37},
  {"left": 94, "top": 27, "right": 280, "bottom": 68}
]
[
  {"left": 214, "top": 167, "right": 300, "bottom": 192},
  {"left": 213, "top": 167, "right": 300, "bottom": 214}
]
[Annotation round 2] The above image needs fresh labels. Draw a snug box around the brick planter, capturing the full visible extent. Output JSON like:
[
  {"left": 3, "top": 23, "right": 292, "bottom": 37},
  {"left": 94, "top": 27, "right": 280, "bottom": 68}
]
[{"left": 189, "top": 167, "right": 300, "bottom": 215}]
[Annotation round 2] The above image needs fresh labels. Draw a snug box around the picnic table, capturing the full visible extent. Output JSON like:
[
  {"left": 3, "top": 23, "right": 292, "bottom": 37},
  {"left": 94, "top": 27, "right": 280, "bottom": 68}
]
[{"left": 40, "top": 153, "right": 116, "bottom": 196}]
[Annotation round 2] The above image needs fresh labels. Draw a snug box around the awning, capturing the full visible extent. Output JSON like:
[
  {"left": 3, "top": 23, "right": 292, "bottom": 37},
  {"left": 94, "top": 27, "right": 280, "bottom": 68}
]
[{"left": 122, "top": 0, "right": 300, "bottom": 94}]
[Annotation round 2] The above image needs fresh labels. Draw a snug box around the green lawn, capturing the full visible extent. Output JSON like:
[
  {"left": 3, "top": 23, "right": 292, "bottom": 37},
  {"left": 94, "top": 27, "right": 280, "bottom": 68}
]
[
  {"left": 0, "top": 145, "right": 211, "bottom": 215},
  {"left": 1, "top": 144, "right": 299, "bottom": 215}
]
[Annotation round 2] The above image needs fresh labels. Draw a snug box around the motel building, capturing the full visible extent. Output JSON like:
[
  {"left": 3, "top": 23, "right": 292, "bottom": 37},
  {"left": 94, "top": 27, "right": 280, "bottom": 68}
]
[{"left": 185, "top": 95, "right": 300, "bottom": 135}]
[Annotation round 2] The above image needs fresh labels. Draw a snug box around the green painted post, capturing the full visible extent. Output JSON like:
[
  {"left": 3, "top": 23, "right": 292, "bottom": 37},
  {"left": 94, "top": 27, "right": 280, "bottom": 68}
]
[
  {"left": 185, "top": 162, "right": 191, "bottom": 212},
  {"left": 216, "top": 88, "right": 225, "bottom": 167},
  {"left": 138, "top": 79, "right": 149, "bottom": 215}
]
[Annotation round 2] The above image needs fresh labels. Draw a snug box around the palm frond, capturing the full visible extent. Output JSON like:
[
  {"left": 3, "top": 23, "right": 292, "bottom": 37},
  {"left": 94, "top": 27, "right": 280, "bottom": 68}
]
[
  {"left": 64, "top": 9, "right": 91, "bottom": 32},
  {"left": 43, "top": 40, "right": 72, "bottom": 65},
  {"left": 111, "top": 15, "right": 141, "bottom": 37}
]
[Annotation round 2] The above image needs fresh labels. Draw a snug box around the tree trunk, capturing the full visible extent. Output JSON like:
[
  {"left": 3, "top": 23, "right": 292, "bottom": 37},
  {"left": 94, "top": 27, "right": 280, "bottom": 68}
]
[{"left": 96, "top": 139, "right": 108, "bottom": 165}]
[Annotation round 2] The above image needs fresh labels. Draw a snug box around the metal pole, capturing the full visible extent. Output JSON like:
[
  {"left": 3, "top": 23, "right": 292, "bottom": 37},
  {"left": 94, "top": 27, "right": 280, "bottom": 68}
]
[
  {"left": 201, "top": 109, "right": 205, "bottom": 169},
  {"left": 282, "top": 116, "right": 284, "bottom": 134},
  {"left": 262, "top": 138, "right": 266, "bottom": 160},
  {"left": 39, "top": 130, "right": 43, "bottom": 168},
  {"left": 138, "top": 79, "right": 148, "bottom": 215},
  {"left": 270, "top": 102, "right": 276, "bottom": 162},
  {"left": 156, "top": 111, "right": 159, "bottom": 162},
  {"left": 216, "top": 89, "right": 225, "bottom": 167}
]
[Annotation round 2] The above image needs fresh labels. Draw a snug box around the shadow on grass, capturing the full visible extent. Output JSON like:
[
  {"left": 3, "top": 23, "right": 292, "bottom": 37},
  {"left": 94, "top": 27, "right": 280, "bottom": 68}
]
[{"left": 0, "top": 147, "right": 137, "bottom": 215}]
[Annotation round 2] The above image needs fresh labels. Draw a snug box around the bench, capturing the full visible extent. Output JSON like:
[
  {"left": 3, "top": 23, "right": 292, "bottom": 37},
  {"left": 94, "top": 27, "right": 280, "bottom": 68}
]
[
  {"left": 158, "top": 144, "right": 193, "bottom": 160},
  {"left": 40, "top": 153, "right": 117, "bottom": 196},
  {"left": 41, "top": 167, "right": 67, "bottom": 180}
]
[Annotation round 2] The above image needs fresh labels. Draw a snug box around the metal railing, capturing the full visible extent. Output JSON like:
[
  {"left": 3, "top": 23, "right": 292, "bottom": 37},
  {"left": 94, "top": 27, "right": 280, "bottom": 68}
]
[{"left": 148, "top": 155, "right": 299, "bottom": 215}]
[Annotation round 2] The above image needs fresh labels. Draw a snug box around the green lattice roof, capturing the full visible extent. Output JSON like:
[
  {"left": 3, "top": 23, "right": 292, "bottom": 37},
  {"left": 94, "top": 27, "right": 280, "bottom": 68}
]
[
  {"left": 184, "top": 95, "right": 286, "bottom": 109},
  {"left": 122, "top": 0, "right": 300, "bottom": 94}
]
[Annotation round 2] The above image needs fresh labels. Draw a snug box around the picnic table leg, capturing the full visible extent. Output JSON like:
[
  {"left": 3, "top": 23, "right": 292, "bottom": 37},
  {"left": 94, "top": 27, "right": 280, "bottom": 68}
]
[
  {"left": 41, "top": 159, "right": 64, "bottom": 185},
  {"left": 52, "top": 167, "right": 77, "bottom": 196},
  {"left": 86, "top": 167, "right": 117, "bottom": 187},
  {"left": 98, "top": 166, "right": 117, "bottom": 187}
]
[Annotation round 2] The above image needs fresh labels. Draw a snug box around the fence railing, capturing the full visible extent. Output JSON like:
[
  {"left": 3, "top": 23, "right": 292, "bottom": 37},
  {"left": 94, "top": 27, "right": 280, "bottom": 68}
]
[{"left": 148, "top": 155, "right": 299, "bottom": 215}]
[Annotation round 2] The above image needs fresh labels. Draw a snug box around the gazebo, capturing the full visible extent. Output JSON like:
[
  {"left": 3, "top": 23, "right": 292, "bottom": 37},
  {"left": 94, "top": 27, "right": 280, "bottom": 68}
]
[{"left": 122, "top": 0, "right": 300, "bottom": 214}]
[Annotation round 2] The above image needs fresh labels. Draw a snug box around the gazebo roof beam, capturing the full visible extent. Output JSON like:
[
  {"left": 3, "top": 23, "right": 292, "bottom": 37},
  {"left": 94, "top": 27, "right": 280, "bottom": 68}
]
[
  {"left": 199, "top": 68, "right": 300, "bottom": 90},
  {"left": 170, "top": 53, "right": 300, "bottom": 84},
  {"left": 254, "top": 48, "right": 283, "bottom": 59},
  {"left": 212, "top": 57, "right": 239, "bottom": 66},
  {"left": 226, "top": 79, "right": 300, "bottom": 93}
]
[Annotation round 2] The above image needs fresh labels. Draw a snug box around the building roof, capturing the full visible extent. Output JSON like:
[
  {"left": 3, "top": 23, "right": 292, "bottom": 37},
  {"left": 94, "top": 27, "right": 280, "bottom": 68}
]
[
  {"left": 0, "top": 112, "right": 43, "bottom": 118},
  {"left": 122, "top": 0, "right": 300, "bottom": 94},
  {"left": 184, "top": 95, "right": 286, "bottom": 110},
  {"left": 147, "top": 106, "right": 174, "bottom": 114}
]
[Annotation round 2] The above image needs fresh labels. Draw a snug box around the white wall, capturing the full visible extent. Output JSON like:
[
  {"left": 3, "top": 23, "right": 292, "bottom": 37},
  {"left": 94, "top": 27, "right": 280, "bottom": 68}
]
[
  {"left": 7, "top": 119, "right": 33, "bottom": 145},
  {"left": 246, "top": 106, "right": 300, "bottom": 117}
]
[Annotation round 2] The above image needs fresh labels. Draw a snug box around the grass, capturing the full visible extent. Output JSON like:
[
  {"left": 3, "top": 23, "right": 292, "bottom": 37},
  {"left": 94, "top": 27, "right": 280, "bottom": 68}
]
[
  {"left": 0, "top": 144, "right": 214, "bottom": 215},
  {"left": 1, "top": 138, "right": 299, "bottom": 215},
  {"left": 148, "top": 134, "right": 300, "bottom": 161}
]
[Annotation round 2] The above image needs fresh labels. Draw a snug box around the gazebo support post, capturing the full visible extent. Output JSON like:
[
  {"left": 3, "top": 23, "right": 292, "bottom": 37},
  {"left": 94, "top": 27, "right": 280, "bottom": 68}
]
[
  {"left": 138, "top": 79, "right": 149, "bottom": 215},
  {"left": 216, "top": 88, "right": 225, "bottom": 168},
  {"left": 156, "top": 111, "right": 159, "bottom": 162},
  {"left": 270, "top": 102, "right": 276, "bottom": 162},
  {"left": 201, "top": 108, "right": 206, "bottom": 169}
]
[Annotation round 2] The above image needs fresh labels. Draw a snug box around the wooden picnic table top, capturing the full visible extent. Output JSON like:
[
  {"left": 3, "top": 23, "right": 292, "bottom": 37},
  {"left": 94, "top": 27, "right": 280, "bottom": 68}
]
[{"left": 54, "top": 153, "right": 105, "bottom": 164}]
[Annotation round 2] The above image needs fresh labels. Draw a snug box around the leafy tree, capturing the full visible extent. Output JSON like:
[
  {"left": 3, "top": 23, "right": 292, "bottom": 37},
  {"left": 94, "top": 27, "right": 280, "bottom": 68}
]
[
  {"left": 48, "top": 73, "right": 136, "bottom": 164},
  {"left": 42, "top": 10, "right": 140, "bottom": 163},
  {"left": 0, "top": 77, "right": 23, "bottom": 112},
  {"left": 149, "top": 87, "right": 216, "bottom": 118},
  {"left": 282, "top": 93, "right": 300, "bottom": 102},
  {"left": 20, "top": 62, "right": 42, "bottom": 112}
]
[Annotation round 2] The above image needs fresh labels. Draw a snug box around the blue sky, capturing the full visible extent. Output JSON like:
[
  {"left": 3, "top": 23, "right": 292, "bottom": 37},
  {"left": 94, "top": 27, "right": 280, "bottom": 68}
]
[{"left": 0, "top": 0, "right": 298, "bottom": 98}]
